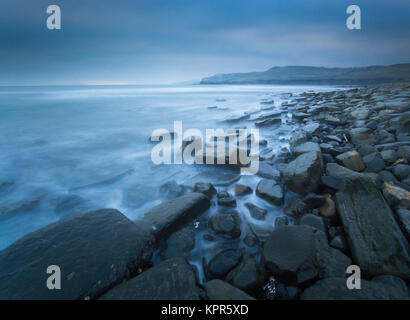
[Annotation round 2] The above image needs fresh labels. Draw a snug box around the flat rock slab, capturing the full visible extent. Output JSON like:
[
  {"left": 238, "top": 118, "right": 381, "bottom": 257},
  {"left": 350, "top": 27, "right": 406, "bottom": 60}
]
[
  {"left": 301, "top": 277, "right": 408, "bottom": 300},
  {"left": 100, "top": 257, "right": 201, "bottom": 300},
  {"left": 0, "top": 209, "right": 154, "bottom": 300},
  {"left": 136, "top": 193, "right": 210, "bottom": 241},
  {"left": 335, "top": 177, "right": 410, "bottom": 280}
]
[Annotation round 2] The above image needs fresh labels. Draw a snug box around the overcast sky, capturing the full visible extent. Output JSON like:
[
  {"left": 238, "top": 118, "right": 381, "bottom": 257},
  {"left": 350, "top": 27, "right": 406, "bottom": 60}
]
[{"left": 1, "top": 0, "right": 409, "bottom": 85}]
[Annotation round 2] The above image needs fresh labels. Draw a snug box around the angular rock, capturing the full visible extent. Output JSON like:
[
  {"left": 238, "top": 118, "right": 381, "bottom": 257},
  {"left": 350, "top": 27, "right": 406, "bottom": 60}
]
[
  {"left": 193, "top": 182, "right": 216, "bottom": 199},
  {"left": 160, "top": 227, "right": 195, "bottom": 260},
  {"left": 292, "top": 142, "right": 321, "bottom": 157},
  {"left": 137, "top": 193, "right": 210, "bottom": 241},
  {"left": 256, "top": 162, "right": 280, "bottom": 180},
  {"left": 335, "top": 150, "right": 365, "bottom": 172},
  {"left": 217, "top": 191, "right": 237, "bottom": 208},
  {"left": 300, "top": 214, "right": 326, "bottom": 233},
  {"left": 203, "top": 279, "right": 255, "bottom": 300},
  {"left": 235, "top": 184, "right": 253, "bottom": 196},
  {"left": 350, "top": 128, "right": 376, "bottom": 145},
  {"left": 256, "top": 179, "right": 284, "bottom": 206},
  {"left": 283, "top": 151, "right": 322, "bottom": 195},
  {"left": 363, "top": 152, "right": 385, "bottom": 172},
  {"left": 382, "top": 182, "right": 410, "bottom": 210},
  {"left": 208, "top": 249, "right": 243, "bottom": 279},
  {"left": 245, "top": 203, "right": 267, "bottom": 220},
  {"left": 0, "top": 209, "right": 155, "bottom": 299},
  {"left": 263, "top": 225, "right": 351, "bottom": 285},
  {"left": 335, "top": 177, "right": 410, "bottom": 279},
  {"left": 226, "top": 258, "right": 264, "bottom": 295},
  {"left": 395, "top": 207, "right": 410, "bottom": 242},
  {"left": 208, "top": 211, "right": 241, "bottom": 239},
  {"left": 326, "top": 163, "right": 361, "bottom": 180},
  {"left": 283, "top": 198, "right": 309, "bottom": 217},
  {"left": 100, "top": 257, "right": 200, "bottom": 300},
  {"left": 318, "top": 194, "right": 336, "bottom": 218}
]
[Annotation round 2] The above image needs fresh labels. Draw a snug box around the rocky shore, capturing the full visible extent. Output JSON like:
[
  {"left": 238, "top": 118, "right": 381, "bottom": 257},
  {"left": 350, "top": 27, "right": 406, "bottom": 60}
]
[{"left": 1, "top": 84, "right": 410, "bottom": 300}]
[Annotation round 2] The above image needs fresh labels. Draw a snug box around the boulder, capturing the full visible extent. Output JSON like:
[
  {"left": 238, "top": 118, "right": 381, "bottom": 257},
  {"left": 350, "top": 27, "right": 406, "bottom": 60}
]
[
  {"left": 262, "top": 225, "right": 351, "bottom": 285},
  {"left": 256, "top": 179, "right": 284, "bottom": 206},
  {"left": 395, "top": 208, "right": 410, "bottom": 242},
  {"left": 136, "top": 193, "right": 210, "bottom": 241},
  {"left": 299, "top": 214, "right": 326, "bottom": 233},
  {"left": 100, "top": 257, "right": 200, "bottom": 300},
  {"left": 292, "top": 142, "right": 321, "bottom": 157},
  {"left": 226, "top": 258, "right": 264, "bottom": 295},
  {"left": 325, "top": 163, "right": 361, "bottom": 180},
  {"left": 256, "top": 162, "right": 280, "bottom": 180},
  {"left": 208, "top": 249, "right": 243, "bottom": 279},
  {"left": 301, "top": 277, "right": 408, "bottom": 300},
  {"left": 393, "top": 164, "right": 410, "bottom": 181},
  {"left": 0, "top": 209, "right": 155, "bottom": 299},
  {"left": 193, "top": 182, "right": 216, "bottom": 199},
  {"left": 382, "top": 182, "right": 410, "bottom": 210},
  {"left": 283, "top": 151, "right": 322, "bottom": 195},
  {"left": 203, "top": 279, "right": 254, "bottom": 300},
  {"left": 160, "top": 227, "right": 195, "bottom": 260},
  {"left": 208, "top": 210, "right": 241, "bottom": 239},
  {"left": 349, "top": 128, "right": 376, "bottom": 145},
  {"left": 363, "top": 152, "right": 385, "bottom": 172},
  {"left": 245, "top": 203, "right": 267, "bottom": 220},
  {"left": 335, "top": 177, "right": 410, "bottom": 279},
  {"left": 335, "top": 151, "right": 365, "bottom": 172}
]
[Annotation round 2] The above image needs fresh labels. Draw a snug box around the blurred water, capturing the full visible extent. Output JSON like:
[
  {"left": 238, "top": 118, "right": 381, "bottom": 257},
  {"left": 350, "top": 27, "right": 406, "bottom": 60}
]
[{"left": 0, "top": 84, "right": 338, "bottom": 250}]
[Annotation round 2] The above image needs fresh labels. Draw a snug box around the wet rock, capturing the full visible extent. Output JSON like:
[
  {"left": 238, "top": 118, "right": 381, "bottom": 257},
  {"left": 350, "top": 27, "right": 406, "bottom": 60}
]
[
  {"left": 321, "top": 175, "right": 344, "bottom": 191},
  {"left": 286, "top": 286, "right": 301, "bottom": 300},
  {"left": 356, "top": 142, "right": 377, "bottom": 157},
  {"left": 318, "top": 194, "right": 336, "bottom": 218},
  {"left": 350, "top": 128, "right": 376, "bottom": 145},
  {"left": 275, "top": 216, "right": 289, "bottom": 228},
  {"left": 137, "top": 193, "right": 210, "bottom": 242},
  {"left": 217, "top": 191, "right": 237, "bottom": 208},
  {"left": 363, "top": 152, "right": 385, "bottom": 172},
  {"left": 100, "top": 257, "right": 200, "bottom": 300},
  {"left": 193, "top": 182, "right": 216, "bottom": 199},
  {"left": 372, "top": 275, "right": 408, "bottom": 295},
  {"left": 160, "top": 180, "right": 185, "bottom": 199},
  {"left": 299, "top": 214, "right": 326, "bottom": 233},
  {"left": 301, "top": 277, "right": 408, "bottom": 300},
  {"left": 380, "top": 149, "right": 398, "bottom": 165},
  {"left": 382, "top": 182, "right": 410, "bottom": 210},
  {"left": 235, "top": 184, "right": 253, "bottom": 196},
  {"left": 226, "top": 258, "right": 264, "bottom": 295},
  {"left": 0, "top": 209, "right": 155, "bottom": 299},
  {"left": 335, "top": 177, "right": 410, "bottom": 279},
  {"left": 262, "top": 225, "right": 351, "bottom": 285},
  {"left": 203, "top": 279, "right": 254, "bottom": 300},
  {"left": 292, "top": 142, "right": 321, "bottom": 157},
  {"left": 243, "top": 232, "right": 259, "bottom": 247},
  {"left": 330, "top": 235, "right": 348, "bottom": 253},
  {"left": 326, "top": 162, "right": 361, "bottom": 180},
  {"left": 255, "top": 118, "right": 281, "bottom": 127},
  {"left": 335, "top": 150, "right": 365, "bottom": 172},
  {"left": 303, "top": 193, "right": 326, "bottom": 209},
  {"left": 245, "top": 203, "right": 267, "bottom": 220},
  {"left": 208, "top": 249, "right": 243, "bottom": 279},
  {"left": 256, "top": 179, "right": 284, "bottom": 206},
  {"left": 256, "top": 162, "right": 281, "bottom": 180},
  {"left": 394, "top": 207, "right": 410, "bottom": 242},
  {"left": 379, "top": 170, "right": 400, "bottom": 184},
  {"left": 160, "top": 227, "right": 195, "bottom": 260},
  {"left": 393, "top": 164, "right": 410, "bottom": 181},
  {"left": 184, "top": 171, "right": 240, "bottom": 187},
  {"left": 283, "top": 151, "right": 322, "bottom": 195},
  {"left": 283, "top": 198, "right": 309, "bottom": 217},
  {"left": 303, "top": 122, "right": 320, "bottom": 135},
  {"left": 208, "top": 210, "right": 241, "bottom": 239},
  {"left": 290, "top": 131, "right": 308, "bottom": 149},
  {"left": 351, "top": 107, "right": 370, "bottom": 120},
  {"left": 397, "top": 145, "right": 410, "bottom": 161}
]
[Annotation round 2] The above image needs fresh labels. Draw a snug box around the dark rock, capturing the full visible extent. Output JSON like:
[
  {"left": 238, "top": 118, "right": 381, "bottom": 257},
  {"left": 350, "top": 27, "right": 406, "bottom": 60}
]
[
  {"left": 301, "top": 277, "right": 408, "bottom": 300},
  {"left": 372, "top": 275, "right": 408, "bottom": 295},
  {"left": 243, "top": 232, "right": 259, "bottom": 247},
  {"left": 397, "top": 146, "right": 410, "bottom": 161},
  {"left": 100, "top": 257, "right": 200, "bottom": 300},
  {"left": 283, "top": 198, "right": 309, "bottom": 217},
  {"left": 0, "top": 209, "right": 155, "bottom": 299},
  {"left": 283, "top": 151, "right": 322, "bottom": 195},
  {"left": 335, "top": 150, "right": 365, "bottom": 172},
  {"left": 286, "top": 286, "right": 301, "bottom": 300},
  {"left": 137, "top": 193, "right": 210, "bottom": 242},
  {"left": 245, "top": 203, "right": 267, "bottom": 220},
  {"left": 382, "top": 182, "right": 410, "bottom": 210},
  {"left": 378, "top": 170, "right": 400, "bottom": 184},
  {"left": 330, "top": 235, "right": 348, "bottom": 253},
  {"left": 303, "top": 193, "right": 326, "bottom": 209},
  {"left": 275, "top": 216, "right": 289, "bottom": 228},
  {"left": 380, "top": 149, "right": 398, "bottom": 165},
  {"left": 349, "top": 128, "right": 376, "bottom": 145},
  {"left": 160, "top": 227, "right": 195, "bottom": 260},
  {"left": 393, "top": 164, "right": 410, "bottom": 181},
  {"left": 226, "top": 258, "right": 264, "bottom": 295},
  {"left": 318, "top": 194, "right": 336, "bottom": 218},
  {"left": 256, "top": 179, "right": 284, "bottom": 206},
  {"left": 160, "top": 180, "right": 185, "bottom": 199},
  {"left": 292, "top": 142, "right": 321, "bottom": 157},
  {"left": 326, "top": 163, "right": 361, "bottom": 180},
  {"left": 208, "top": 211, "right": 241, "bottom": 239},
  {"left": 363, "top": 152, "right": 385, "bottom": 172},
  {"left": 208, "top": 249, "right": 243, "bottom": 279},
  {"left": 356, "top": 142, "right": 377, "bottom": 157},
  {"left": 321, "top": 175, "right": 344, "bottom": 191},
  {"left": 262, "top": 225, "right": 351, "bottom": 285},
  {"left": 299, "top": 214, "right": 326, "bottom": 233},
  {"left": 394, "top": 207, "right": 410, "bottom": 242},
  {"left": 193, "top": 182, "right": 216, "bottom": 199},
  {"left": 203, "top": 279, "right": 254, "bottom": 300},
  {"left": 235, "top": 184, "right": 253, "bottom": 196},
  {"left": 256, "top": 162, "right": 280, "bottom": 180},
  {"left": 335, "top": 177, "right": 410, "bottom": 279}
]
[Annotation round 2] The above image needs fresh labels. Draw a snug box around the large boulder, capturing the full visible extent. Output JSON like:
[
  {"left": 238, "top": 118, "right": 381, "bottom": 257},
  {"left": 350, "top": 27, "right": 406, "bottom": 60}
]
[
  {"left": 207, "top": 249, "right": 243, "bottom": 279},
  {"left": 203, "top": 279, "right": 255, "bottom": 300},
  {"left": 335, "top": 177, "right": 410, "bottom": 280},
  {"left": 262, "top": 225, "right": 351, "bottom": 285},
  {"left": 225, "top": 258, "right": 264, "bottom": 295},
  {"left": 283, "top": 151, "right": 322, "bottom": 194},
  {"left": 0, "top": 209, "right": 155, "bottom": 300},
  {"left": 100, "top": 257, "right": 200, "bottom": 300},
  {"left": 160, "top": 227, "right": 195, "bottom": 260},
  {"left": 208, "top": 210, "right": 241, "bottom": 239},
  {"left": 136, "top": 193, "right": 210, "bottom": 241},
  {"left": 301, "top": 277, "right": 408, "bottom": 300}
]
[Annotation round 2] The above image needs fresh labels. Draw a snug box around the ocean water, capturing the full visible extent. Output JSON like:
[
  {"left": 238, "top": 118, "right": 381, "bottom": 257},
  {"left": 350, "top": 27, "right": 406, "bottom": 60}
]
[{"left": 0, "top": 84, "right": 339, "bottom": 254}]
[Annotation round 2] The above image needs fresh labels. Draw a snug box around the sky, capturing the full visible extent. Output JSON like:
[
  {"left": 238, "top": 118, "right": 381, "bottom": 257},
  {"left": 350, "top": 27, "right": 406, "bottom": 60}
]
[{"left": 0, "top": 0, "right": 409, "bottom": 85}]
